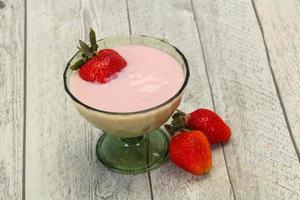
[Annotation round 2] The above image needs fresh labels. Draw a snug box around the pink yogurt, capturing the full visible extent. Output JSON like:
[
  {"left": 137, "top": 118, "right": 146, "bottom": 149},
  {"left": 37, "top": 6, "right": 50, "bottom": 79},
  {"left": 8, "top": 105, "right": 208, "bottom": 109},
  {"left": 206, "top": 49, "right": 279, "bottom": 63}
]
[{"left": 69, "top": 45, "right": 184, "bottom": 112}]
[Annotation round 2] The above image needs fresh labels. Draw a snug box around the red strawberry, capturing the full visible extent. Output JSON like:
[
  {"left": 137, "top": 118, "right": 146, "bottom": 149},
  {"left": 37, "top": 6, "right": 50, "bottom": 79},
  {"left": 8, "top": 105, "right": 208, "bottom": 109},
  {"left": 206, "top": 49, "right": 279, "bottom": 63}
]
[
  {"left": 79, "top": 49, "right": 126, "bottom": 83},
  {"left": 168, "top": 130, "right": 212, "bottom": 176},
  {"left": 69, "top": 29, "right": 127, "bottom": 83},
  {"left": 170, "top": 109, "right": 231, "bottom": 144},
  {"left": 97, "top": 49, "right": 127, "bottom": 72}
]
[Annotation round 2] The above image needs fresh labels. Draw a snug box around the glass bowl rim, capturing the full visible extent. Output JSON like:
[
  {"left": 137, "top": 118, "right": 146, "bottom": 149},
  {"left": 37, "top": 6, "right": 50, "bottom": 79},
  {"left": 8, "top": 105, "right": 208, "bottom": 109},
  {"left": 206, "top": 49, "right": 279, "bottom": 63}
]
[{"left": 63, "top": 35, "right": 190, "bottom": 115}]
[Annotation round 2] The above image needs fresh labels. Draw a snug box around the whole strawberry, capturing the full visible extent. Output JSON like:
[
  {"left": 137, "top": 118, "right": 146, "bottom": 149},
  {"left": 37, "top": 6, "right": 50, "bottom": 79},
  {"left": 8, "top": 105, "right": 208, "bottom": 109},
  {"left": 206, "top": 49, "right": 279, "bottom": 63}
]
[
  {"left": 170, "top": 109, "right": 231, "bottom": 144},
  {"left": 70, "top": 29, "right": 127, "bottom": 83},
  {"left": 168, "top": 130, "right": 212, "bottom": 175}
]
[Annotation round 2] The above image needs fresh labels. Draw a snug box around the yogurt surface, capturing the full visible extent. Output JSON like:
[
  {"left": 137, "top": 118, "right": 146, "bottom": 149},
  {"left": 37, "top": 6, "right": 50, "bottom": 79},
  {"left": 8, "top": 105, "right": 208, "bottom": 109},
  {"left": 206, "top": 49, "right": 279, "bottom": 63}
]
[{"left": 69, "top": 45, "right": 184, "bottom": 112}]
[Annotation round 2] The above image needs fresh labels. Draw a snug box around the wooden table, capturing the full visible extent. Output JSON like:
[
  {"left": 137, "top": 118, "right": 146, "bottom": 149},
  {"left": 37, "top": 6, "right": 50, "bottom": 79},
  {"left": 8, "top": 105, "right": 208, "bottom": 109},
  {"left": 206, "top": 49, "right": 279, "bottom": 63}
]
[{"left": 1, "top": 0, "right": 300, "bottom": 199}]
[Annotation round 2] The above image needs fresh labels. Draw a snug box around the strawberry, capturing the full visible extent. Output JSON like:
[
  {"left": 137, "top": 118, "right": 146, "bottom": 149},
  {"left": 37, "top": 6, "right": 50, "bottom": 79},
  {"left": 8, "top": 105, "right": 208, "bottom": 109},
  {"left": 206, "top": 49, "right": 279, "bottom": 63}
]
[
  {"left": 168, "top": 130, "right": 212, "bottom": 176},
  {"left": 79, "top": 49, "right": 126, "bottom": 83},
  {"left": 170, "top": 109, "right": 231, "bottom": 144},
  {"left": 70, "top": 29, "right": 127, "bottom": 83}
]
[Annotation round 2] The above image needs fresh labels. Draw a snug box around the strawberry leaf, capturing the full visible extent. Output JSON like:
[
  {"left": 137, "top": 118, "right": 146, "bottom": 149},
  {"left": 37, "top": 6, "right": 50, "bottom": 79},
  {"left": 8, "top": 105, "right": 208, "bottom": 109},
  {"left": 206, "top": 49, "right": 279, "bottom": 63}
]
[
  {"left": 70, "top": 58, "right": 86, "bottom": 70},
  {"left": 70, "top": 29, "right": 99, "bottom": 71},
  {"left": 164, "top": 124, "right": 175, "bottom": 136},
  {"left": 165, "top": 110, "right": 188, "bottom": 134},
  {"left": 79, "top": 40, "right": 93, "bottom": 58},
  {"left": 89, "top": 29, "right": 98, "bottom": 53},
  {"left": 82, "top": 52, "right": 88, "bottom": 60}
]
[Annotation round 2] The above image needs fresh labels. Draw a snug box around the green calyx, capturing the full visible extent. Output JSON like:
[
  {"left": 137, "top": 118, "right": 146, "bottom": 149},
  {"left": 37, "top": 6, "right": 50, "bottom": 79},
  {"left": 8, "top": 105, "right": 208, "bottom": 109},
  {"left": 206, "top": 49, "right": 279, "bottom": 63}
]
[
  {"left": 70, "top": 29, "right": 99, "bottom": 70},
  {"left": 164, "top": 110, "right": 187, "bottom": 136}
]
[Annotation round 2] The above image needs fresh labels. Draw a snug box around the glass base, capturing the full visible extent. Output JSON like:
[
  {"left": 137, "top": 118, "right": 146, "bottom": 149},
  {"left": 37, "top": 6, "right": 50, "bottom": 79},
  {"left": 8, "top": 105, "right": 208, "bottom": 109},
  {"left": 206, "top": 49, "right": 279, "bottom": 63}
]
[{"left": 96, "top": 129, "right": 169, "bottom": 174}]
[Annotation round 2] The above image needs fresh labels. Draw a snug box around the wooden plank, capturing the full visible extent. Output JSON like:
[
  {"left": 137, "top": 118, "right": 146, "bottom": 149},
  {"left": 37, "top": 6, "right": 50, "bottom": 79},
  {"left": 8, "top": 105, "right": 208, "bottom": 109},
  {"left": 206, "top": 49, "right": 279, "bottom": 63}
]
[
  {"left": 127, "top": 0, "right": 234, "bottom": 199},
  {"left": 0, "top": 0, "right": 24, "bottom": 199},
  {"left": 26, "top": 0, "right": 151, "bottom": 199},
  {"left": 192, "top": 0, "right": 300, "bottom": 199},
  {"left": 252, "top": 0, "right": 300, "bottom": 157}
]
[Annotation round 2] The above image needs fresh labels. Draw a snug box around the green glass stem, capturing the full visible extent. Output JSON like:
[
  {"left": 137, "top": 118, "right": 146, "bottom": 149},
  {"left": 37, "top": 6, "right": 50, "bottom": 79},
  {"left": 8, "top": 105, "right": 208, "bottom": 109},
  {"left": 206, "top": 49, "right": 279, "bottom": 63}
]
[
  {"left": 96, "top": 129, "right": 169, "bottom": 174},
  {"left": 121, "top": 136, "right": 144, "bottom": 145}
]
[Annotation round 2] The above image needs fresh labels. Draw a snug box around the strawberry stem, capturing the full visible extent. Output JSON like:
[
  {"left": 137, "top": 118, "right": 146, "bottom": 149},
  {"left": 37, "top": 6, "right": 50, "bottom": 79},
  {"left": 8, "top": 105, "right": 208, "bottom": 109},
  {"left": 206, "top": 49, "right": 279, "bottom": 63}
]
[
  {"left": 164, "top": 110, "right": 189, "bottom": 137},
  {"left": 70, "top": 28, "right": 99, "bottom": 70}
]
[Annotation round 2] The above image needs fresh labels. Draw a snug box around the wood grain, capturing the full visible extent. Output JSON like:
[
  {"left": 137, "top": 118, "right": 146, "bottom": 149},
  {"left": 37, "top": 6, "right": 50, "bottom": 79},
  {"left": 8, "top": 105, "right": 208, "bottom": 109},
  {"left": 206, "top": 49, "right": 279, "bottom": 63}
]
[
  {"left": 192, "top": 0, "right": 300, "bottom": 199},
  {"left": 127, "top": 0, "right": 234, "bottom": 199},
  {"left": 0, "top": 0, "right": 24, "bottom": 199},
  {"left": 26, "top": 0, "right": 150, "bottom": 199},
  {"left": 252, "top": 0, "right": 300, "bottom": 158},
  {"left": 2, "top": 0, "right": 299, "bottom": 199}
]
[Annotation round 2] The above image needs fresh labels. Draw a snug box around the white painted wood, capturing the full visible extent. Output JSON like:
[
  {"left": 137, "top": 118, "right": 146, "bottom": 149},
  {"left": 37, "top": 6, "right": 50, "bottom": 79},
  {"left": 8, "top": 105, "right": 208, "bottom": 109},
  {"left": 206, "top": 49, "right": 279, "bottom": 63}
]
[
  {"left": 128, "top": 0, "right": 234, "bottom": 199},
  {"left": 253, "top": 0, "right": 300, "bottom": 155},
  {"left": 193, "top": 0, "right": 300, "bottom": 199},
  {"left": 0, "top": 0, "right": 24, "bottom": 199},
  {"left": 26, "top": 0, "right": 150, "bottom": 199}
]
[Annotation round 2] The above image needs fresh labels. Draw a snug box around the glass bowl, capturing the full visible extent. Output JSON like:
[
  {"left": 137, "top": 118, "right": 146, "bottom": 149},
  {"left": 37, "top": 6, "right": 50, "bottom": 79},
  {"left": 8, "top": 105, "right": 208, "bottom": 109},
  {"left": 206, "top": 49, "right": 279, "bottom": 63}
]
[{"left": 63, "top": 35, "right": 189, "bottom": 174}]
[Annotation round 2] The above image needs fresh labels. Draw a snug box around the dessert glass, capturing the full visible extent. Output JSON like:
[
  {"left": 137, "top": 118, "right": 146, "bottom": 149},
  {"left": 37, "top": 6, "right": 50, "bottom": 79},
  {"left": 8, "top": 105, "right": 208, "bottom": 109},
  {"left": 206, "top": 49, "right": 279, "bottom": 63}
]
[{"left": 63, "top": 35, "right": 189, "bottom": 174}]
